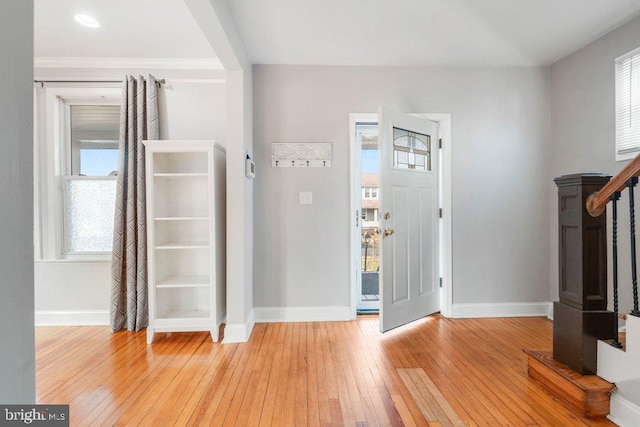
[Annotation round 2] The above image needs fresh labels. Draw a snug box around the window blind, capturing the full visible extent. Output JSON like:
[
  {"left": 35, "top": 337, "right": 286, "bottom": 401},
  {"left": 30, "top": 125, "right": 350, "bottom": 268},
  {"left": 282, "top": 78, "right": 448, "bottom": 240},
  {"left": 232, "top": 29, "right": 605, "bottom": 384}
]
[{"left": 616, "top": 47, "right": 640, "bottom": 160}]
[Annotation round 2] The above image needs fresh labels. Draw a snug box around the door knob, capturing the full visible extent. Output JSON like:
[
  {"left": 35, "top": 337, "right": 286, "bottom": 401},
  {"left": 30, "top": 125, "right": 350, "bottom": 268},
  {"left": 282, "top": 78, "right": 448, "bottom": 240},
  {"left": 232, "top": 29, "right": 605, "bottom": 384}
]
[{"left": 384, "top": 228, "right": 395, "bottom": 237}]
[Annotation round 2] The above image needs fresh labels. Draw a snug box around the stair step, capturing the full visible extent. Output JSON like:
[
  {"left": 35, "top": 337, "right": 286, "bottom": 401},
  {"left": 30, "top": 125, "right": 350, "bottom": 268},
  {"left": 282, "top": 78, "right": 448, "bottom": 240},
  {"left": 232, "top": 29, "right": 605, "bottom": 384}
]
[
  {"left": 598, "top": 316, "right": 640, "bottom": 384},
  {"left": 525, "top": 350, "right": 614, "bottom": 418},
  {"left": 603, "top": 335, "right": 626, "bottom": 351}
]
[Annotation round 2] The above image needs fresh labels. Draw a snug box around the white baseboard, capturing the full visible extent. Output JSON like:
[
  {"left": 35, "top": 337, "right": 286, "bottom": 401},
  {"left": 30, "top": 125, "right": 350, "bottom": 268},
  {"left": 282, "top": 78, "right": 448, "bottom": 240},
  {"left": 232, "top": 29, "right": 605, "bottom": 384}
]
[
  {"left": 35, "top": 310, "right": 109, "bottom": 326},
  {"left": 217, "top": 311, "right": 227, "bottom": 327},
  {"left": 222, "top": 310, "right": 255, "bottom": 344},
  {"left": 451, "top": 302, "right": 552, "bottom": 319},
  {"left": 609, "top": 392, "right": 640, "bottom": 427},
  {"left": 253, "top": 306, "right": 352, "bottom": 323}
]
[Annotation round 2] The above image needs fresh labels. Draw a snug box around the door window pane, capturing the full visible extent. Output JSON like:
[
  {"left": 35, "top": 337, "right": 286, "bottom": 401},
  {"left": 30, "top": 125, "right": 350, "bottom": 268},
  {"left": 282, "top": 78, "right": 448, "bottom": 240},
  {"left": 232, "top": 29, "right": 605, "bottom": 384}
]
[{"left": 393, "top": 127, "right": 431, "bottom": 171}]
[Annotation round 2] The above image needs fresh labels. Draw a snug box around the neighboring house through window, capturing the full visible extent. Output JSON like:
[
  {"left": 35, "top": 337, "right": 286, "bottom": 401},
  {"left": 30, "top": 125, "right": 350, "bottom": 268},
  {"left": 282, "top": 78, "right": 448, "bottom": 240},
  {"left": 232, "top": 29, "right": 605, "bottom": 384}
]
[{"left": 361, "top": 173, "right": 379, "bottom": 227}]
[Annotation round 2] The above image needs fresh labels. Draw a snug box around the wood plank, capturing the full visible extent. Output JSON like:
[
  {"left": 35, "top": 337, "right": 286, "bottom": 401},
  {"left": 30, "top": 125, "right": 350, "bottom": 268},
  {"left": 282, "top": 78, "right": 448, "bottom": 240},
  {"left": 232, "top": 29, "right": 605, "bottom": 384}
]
[
  {"left": 305, "top": 322, "right": 320, "bottom": 427},
  {"left": 448, "top": 318, "right": 587, "bottom": 426},
  {"left": 220, "top": 324, "right": 273, "bottom": 425},
  {"left": 397, "top": 368, "right": 441, "bottom": 422},
  {"left": 205, "top": 324, "right": 268, "bottom": 425},
  {"left": 345, "top": 321, "right": 394, "bottom": 426},
  {"left": 294, "top": 322, "right": 309, "bottom": 426},
  {"left": 396, "top": 321, "right": 508, "bottom": 424},
  {"left": 413, "top": 368, "right": 466, "bottom": 426},
  {"left": 117, "top": 333, "right": 212, "bottom": 425},
  {"left": 358, "top": 318, "right": 427, "bottom": 426},
  {"left": 96, "top": 332, "right": 206, "bottom": 426},
  {"left": 160, "top": 338, "right": 237, "bottom": 426},
  {"left": 35, "top": 316, "right": 617, "bottom": 426},
  {"left": 454, "top": 319, "right": 593, "bottom": 426},
  {"left": 238, "top": 322, "right": 278, "bottom": 426},
  {"left": 525, "top": 350, "right": 614, "bottom": 418},
  {"left": 256, "top": 322, "right": 287, "bottom": 425}
]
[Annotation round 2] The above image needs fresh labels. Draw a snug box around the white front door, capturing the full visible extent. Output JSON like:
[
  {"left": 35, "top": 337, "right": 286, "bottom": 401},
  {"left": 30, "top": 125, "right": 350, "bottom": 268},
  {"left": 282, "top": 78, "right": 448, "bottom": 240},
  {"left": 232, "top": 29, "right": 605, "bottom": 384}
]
[{"left": 379, "top": 107, "right": 440, "bottom": 332}]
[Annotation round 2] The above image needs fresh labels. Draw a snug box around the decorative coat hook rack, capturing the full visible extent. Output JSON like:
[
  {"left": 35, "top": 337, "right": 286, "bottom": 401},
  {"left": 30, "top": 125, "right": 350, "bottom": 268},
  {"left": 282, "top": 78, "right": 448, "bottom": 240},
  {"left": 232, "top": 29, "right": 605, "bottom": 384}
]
[{"left": 272, "top": 143, "right": 332, "bottom": 168}]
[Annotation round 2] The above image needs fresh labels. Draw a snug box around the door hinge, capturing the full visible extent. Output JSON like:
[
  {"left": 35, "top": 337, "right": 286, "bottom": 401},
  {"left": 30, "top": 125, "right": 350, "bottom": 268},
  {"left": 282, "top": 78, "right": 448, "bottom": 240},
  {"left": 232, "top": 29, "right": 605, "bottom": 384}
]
[
  {"left": 356, "top": 209, "right": 359, "bottom": 227},
  {"left": 439, "top": 278, "right": 443, "bottom": 288},
  {"left": 439, "top": 138, "right": 442, "bottom": 149},
  {"left": 439, "top": 208, "right": 443, "bottom": 218}
]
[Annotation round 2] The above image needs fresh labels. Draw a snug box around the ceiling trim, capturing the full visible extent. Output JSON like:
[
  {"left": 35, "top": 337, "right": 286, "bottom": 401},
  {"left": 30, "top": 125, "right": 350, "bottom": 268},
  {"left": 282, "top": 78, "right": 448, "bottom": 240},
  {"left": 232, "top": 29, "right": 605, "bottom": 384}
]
[{"left": 34, "top": 57, "right": 223, "bottom": 70}]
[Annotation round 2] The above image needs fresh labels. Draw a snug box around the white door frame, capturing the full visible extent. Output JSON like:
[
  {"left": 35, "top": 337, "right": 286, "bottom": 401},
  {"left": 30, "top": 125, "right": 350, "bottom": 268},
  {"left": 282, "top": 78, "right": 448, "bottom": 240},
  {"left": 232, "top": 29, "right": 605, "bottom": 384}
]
[{"left": 349, "top": 112, "right": 453, "bottom": 319}]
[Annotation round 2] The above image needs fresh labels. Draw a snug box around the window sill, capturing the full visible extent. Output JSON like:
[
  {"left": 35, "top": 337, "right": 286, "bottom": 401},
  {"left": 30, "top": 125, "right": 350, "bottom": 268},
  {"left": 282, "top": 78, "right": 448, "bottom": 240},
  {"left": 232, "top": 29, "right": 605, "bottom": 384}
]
[
  {"left": 616, "top": 151, "right": 639, "bottom": 162},
  {"left": 36, "top": 256, "right": 111, "bottom": 264}
]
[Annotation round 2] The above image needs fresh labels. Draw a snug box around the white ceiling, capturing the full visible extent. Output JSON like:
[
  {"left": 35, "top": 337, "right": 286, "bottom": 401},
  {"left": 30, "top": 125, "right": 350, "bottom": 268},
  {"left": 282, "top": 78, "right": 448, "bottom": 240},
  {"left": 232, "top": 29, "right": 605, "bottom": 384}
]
[
  {"left": 34, "top": 0, "right": 216, "bottom": 59},
  {"left": 228, "top": 0, "right": 640, "bottom": 66},
  {"left": 34, "top": 0, "right": 640, "bottom": 67}
]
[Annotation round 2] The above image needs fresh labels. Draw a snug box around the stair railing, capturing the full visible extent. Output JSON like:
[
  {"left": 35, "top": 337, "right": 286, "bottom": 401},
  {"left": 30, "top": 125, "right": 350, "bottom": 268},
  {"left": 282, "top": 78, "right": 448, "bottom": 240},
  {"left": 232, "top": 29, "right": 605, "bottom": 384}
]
[{"left": 586, "top": 154, "right": 640, "bottom": 348}]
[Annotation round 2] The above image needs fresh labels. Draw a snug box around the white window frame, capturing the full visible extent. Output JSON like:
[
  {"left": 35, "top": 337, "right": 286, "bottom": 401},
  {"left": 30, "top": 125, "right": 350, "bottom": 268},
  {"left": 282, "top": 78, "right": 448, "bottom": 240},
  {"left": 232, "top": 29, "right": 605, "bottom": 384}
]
[
  {"left": 616, "top": 46, "right": 640, "bottom": 161},
  {"left": 36, "top": 87, "right": 120, "bottom": 261},
  {"left": 362, "top": 186, "right": 378, "bottom": 199}
]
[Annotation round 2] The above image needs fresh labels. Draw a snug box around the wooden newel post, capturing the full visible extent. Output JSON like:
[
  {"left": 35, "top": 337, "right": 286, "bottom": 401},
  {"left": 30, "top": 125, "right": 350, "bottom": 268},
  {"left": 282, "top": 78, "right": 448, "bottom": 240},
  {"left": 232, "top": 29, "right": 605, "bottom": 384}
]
[{"left": 554, "top": 174, "right": 616, "bottom": 375}]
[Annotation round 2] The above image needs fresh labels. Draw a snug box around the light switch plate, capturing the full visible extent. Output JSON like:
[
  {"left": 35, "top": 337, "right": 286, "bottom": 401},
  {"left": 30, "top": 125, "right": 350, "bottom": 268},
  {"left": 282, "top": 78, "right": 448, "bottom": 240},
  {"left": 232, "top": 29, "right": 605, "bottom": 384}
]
[{"left": 299, "top": 191, "right": 312, "bottom": 205}]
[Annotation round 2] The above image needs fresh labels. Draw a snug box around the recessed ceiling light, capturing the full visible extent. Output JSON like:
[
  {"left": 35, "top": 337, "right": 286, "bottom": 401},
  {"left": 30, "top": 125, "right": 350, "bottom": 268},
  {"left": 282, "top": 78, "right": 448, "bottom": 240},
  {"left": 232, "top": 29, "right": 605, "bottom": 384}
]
[{"left": 74, "top": 14, "right": 100, "bottom": 29}]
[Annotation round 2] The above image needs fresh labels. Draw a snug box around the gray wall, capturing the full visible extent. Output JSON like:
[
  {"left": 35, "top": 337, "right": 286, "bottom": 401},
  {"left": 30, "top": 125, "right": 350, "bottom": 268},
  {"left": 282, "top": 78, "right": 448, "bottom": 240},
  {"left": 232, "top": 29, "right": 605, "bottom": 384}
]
[
  {"left": 0, "top": 0, "right": 35, "bottom": 402},
  {"left": 253, "top": 65, "right": 551, "bottom": 309},
  {"left": 549, "top": 15, "right": 640, "bottom": 313}
]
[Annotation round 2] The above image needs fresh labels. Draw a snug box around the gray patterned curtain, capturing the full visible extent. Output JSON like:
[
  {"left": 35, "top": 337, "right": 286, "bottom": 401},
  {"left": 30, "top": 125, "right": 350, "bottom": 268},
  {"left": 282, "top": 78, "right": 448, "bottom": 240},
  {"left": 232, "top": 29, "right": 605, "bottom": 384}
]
[{"left": 110, "top": 75, "right": 159, "bottom": 332}]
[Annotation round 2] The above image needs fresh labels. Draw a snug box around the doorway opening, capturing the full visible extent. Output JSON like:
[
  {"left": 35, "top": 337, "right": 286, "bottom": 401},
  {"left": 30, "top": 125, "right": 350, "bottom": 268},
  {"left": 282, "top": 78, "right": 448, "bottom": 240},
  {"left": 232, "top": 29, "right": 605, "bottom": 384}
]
[{"left": 349, "top": 112, "right": 453, "bottom": 322}]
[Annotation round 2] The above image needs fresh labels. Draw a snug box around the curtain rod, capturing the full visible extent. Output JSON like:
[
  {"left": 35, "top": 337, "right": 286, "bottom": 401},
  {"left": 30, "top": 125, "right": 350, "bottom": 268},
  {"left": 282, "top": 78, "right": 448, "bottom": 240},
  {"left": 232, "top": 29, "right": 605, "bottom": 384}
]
[{"left": 33, "top": 79, "right": 166, "bottom": 87}]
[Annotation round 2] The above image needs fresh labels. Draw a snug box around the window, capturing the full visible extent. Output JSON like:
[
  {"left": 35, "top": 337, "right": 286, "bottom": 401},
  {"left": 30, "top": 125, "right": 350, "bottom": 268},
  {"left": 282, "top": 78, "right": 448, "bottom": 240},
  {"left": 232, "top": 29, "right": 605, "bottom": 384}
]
[
  {"left": 363, "top": 187, "right": 378, "bottom": 199},
  {"left": 69, "top": 106, "right": 119, "bottom": 176},
  {"left": 36, "top": 87, "right": 121, "bottom": 260},
  {"left": 63, "top": 105, "right": 119, "bottom": 254},
  {"left": 360, "top": 208, "right": 380, "bottom": 222},
  {"left": 616, "top": 47, "right": 640, "bottom": 161}
]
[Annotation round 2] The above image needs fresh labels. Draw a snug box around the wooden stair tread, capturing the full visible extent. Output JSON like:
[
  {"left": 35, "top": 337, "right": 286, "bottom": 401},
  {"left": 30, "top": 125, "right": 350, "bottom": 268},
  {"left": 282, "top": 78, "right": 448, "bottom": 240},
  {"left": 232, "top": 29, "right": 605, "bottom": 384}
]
[
  {"left": 524, "top": 350, "right": 614, "bottom": 391},
  {"left": 524, "top": 349, "right": 614, "bottom": 418}
]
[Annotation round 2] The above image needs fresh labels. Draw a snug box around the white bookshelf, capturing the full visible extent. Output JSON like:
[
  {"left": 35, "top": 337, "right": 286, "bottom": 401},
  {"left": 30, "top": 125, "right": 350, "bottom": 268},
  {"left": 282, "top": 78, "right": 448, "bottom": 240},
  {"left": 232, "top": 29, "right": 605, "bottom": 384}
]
[{"left": 143, "top": 140, "right": 226, "bottom": 344}]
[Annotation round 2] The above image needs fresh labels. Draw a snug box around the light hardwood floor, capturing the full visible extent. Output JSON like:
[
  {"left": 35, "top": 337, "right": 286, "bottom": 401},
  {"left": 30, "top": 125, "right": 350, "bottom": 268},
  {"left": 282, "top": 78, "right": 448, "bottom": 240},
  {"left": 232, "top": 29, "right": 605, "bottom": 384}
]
[{"left": 36, "top": 315, "right": 615, "bottom": 426}]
